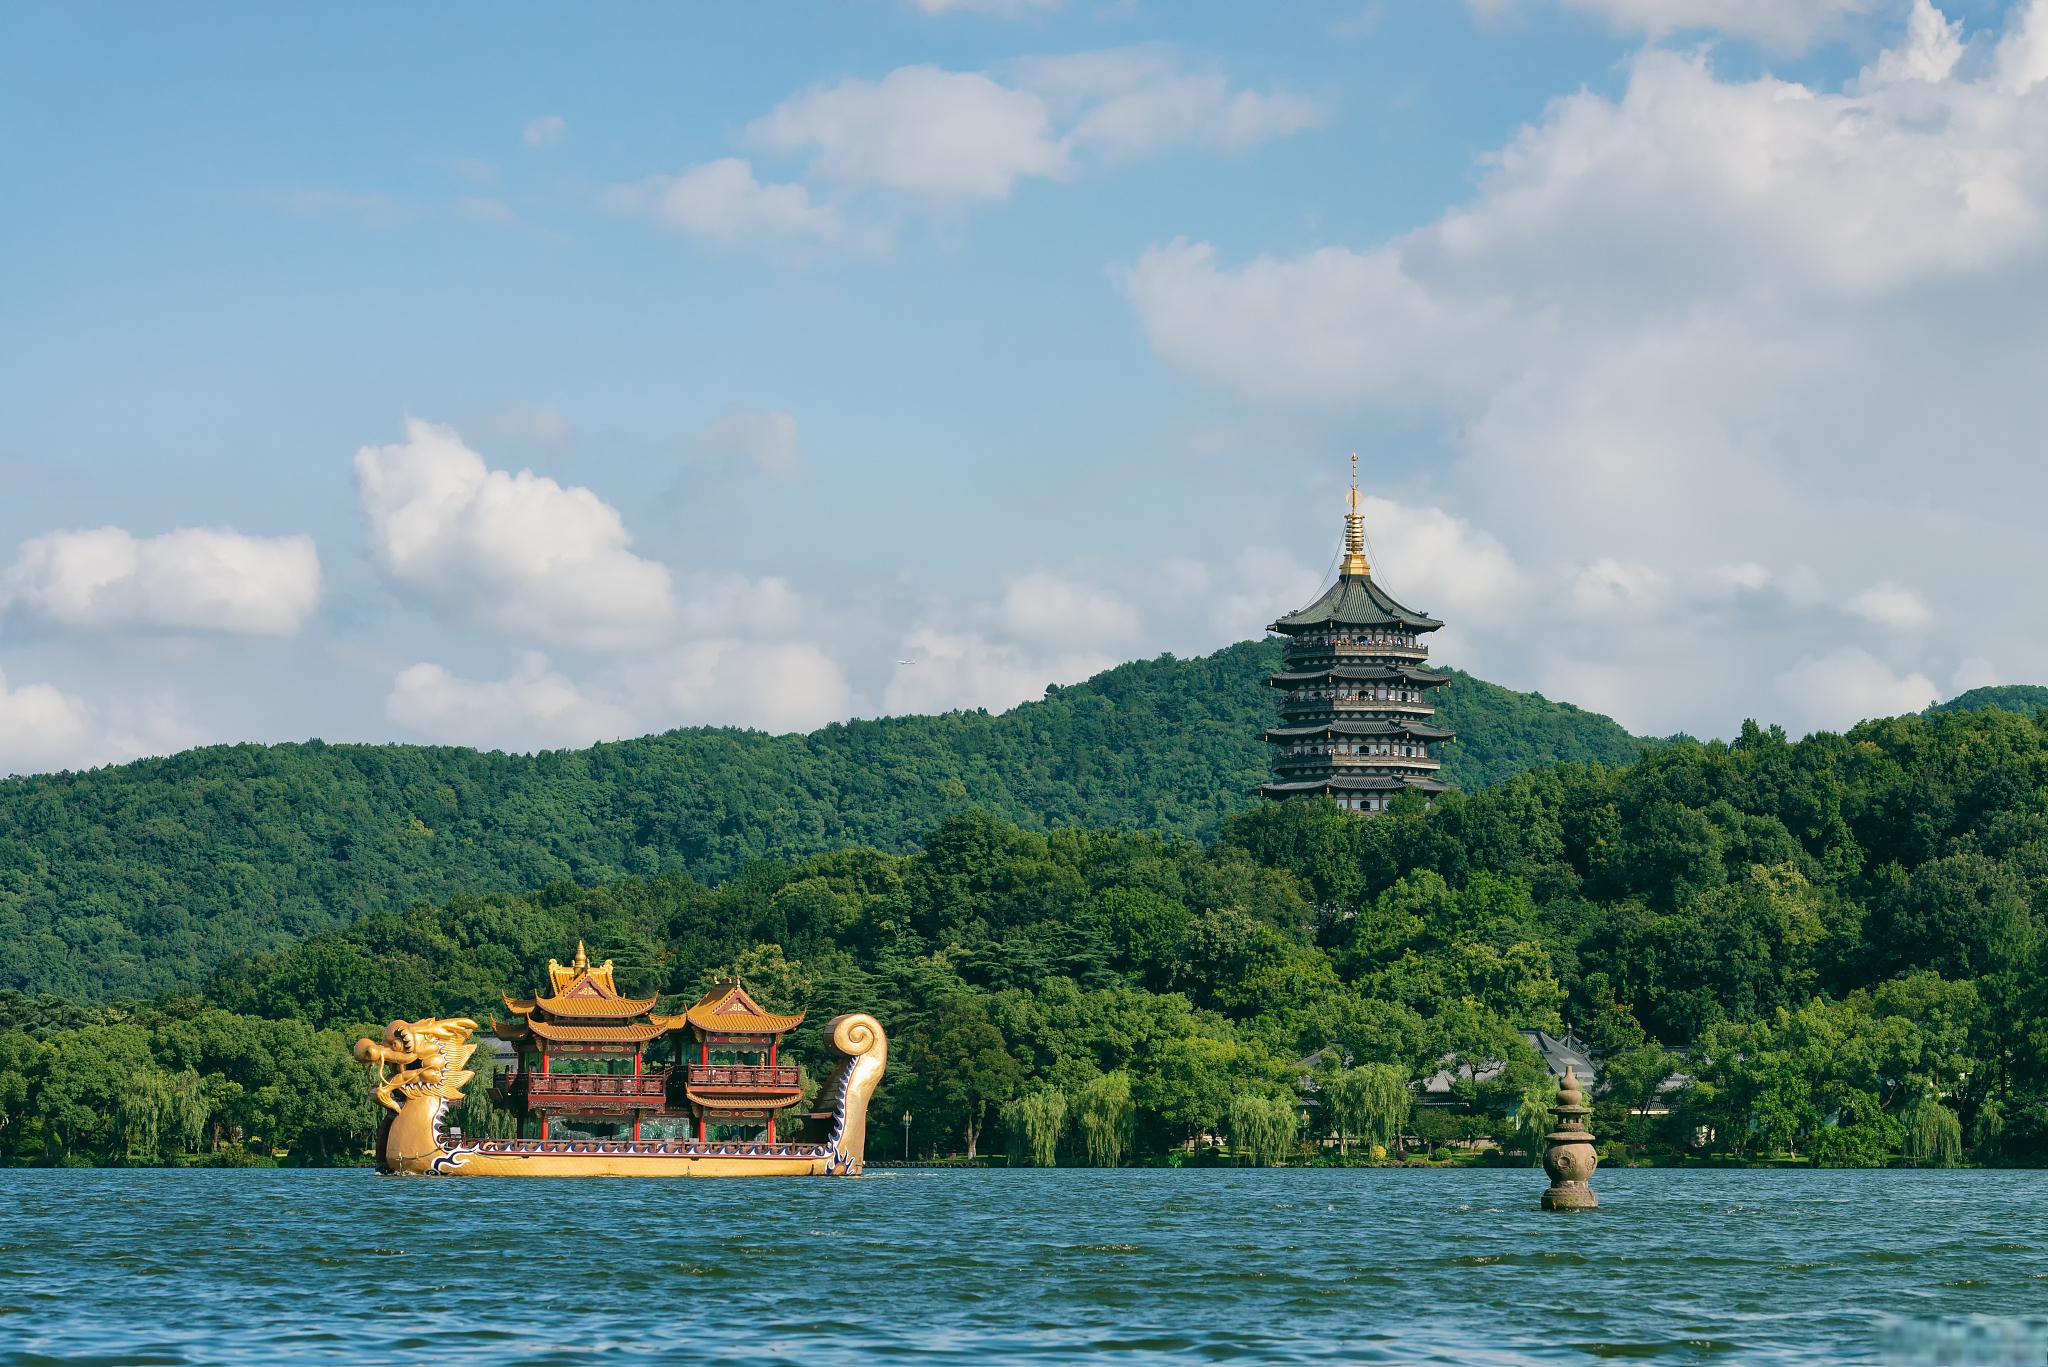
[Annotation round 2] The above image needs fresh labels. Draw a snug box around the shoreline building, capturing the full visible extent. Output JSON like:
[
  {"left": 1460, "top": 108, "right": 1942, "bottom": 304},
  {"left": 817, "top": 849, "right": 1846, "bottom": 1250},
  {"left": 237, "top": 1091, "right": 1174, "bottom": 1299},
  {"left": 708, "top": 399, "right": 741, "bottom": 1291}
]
[{"left": 1261, "top": 460, "right": 1455, "bottom": 813}]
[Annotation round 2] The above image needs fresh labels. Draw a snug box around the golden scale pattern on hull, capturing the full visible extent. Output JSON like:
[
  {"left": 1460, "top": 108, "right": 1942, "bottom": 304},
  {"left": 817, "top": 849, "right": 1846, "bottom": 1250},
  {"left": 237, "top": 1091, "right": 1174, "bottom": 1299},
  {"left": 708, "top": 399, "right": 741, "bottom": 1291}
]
[{"left": 354, "top": 1013, "right": 888, "bottom": 1177}]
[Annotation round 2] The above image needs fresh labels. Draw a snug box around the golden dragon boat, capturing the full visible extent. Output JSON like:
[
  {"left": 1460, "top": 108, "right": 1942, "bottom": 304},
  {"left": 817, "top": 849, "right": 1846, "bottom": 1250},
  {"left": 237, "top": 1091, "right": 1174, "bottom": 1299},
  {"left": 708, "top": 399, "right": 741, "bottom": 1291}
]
[{"left": 352, "top": 945, "right": 886, "bottom": 1177}]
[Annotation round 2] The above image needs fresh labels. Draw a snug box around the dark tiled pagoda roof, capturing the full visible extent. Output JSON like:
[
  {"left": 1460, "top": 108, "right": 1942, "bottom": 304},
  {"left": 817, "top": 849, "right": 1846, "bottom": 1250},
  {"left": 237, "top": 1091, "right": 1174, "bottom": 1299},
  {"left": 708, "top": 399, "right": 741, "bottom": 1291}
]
[
  {"left": 1270, "top": 572, "right": 1442, "bottom": 635},
  {"left": 1264, "top": 720, "right": 1456, "bottom": 742},
  {"left": 1260, "top": 775, "right": 1454, "bottom": 796},
  {"left": 1265, "top": 665, "right": 1450, "bottom": 688}
]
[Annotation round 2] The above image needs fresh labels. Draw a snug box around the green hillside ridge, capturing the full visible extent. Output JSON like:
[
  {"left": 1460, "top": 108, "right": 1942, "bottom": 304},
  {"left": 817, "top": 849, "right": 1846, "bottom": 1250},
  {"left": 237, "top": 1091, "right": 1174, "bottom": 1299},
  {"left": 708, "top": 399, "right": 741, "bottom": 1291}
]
[
  {"left": 9, "top": 701, "right": 2043, "bottom": 1169},
  {"left": 0, "top": 639, "right": 1644, "bottom": 1001},
  {"left": 1932, "top": 685, "right": 2048, "bottom": 718}
]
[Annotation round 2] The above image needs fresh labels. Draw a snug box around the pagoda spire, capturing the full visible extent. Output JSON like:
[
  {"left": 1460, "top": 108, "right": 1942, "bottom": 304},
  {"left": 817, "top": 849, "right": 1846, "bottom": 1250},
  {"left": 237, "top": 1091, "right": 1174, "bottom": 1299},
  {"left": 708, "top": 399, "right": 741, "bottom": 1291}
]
[{"left": 1340, "top": 453, "right": 1370, "bottom": 578}]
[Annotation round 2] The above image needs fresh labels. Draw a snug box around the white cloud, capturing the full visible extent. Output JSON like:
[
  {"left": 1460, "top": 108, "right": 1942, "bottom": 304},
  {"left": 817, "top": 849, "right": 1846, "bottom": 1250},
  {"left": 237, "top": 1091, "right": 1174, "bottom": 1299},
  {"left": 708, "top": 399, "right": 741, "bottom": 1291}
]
[
  {"left": 604, "top": 159, "right": 845, "bottom": 247},
  {"left": 1360, "top": 496, "right": 1522, "bottom": 625},
  {"left": 1550, "top": 0, "right": 1880, "bottom": 52},
  {"left": 0, "top": 668, "right": 202, "bottom": 775},
  {"left": 482, "top": 401, "right": 577, "bottom": 454},
  {"left": 884, "top": 626, "right": 1113, "bottom": 715},
  {"left": 743, "top": 50, "right": 1323, "bottom": 204},
  {"left": 1569, "top": 558, "right": 1670, "bottom": 618},
  {"left": 1776, "top": 648, "right": 1940, "bottom": 730},
  {"left": 676, "top": 574, "right": 807, "bottom": 635},
  {"left": 1710, "top": 562, "right": 1774, "bottom": 593},
  {"left": 1213, "top": 546, "right": 1325, "bottom": 639},
  {"left": 1014, "top": 46, "right": 1325, "bottom": 161},
  {"left": 387, "top": 654, "right": 634, "bottom": 751},
  {"left": 750, "top": 67, "right": 1065, "bottom": 202},
  {"left": 0, "top": 668, "right": 95, "bottom": 772},
  {"left": 1867, "top": 0, "right": 1965, "bottom": 85},
  {"left": 1846, "top": 581, "right": 1935, "bottom": 631},
  {"left": 644, "top": 639, "right": 854, "bottom": 734},
  {"left": 1, "top": 526, "right": 320, "bottom": 636},
  {"left": 522, "top": 115, "right": 566, "bottom": 149},
  {"left": 354, "top": 418, "right": 676, "bottom": 649},
  {"left": 1122, "top": 6, "right": 2048, "bottom": 737},
  {"left": 1001, "top": 571, "right": 1139, "bottom": 644},
  {"left": 1951, "top": 656, "right": 2000, "bottom": 694}
]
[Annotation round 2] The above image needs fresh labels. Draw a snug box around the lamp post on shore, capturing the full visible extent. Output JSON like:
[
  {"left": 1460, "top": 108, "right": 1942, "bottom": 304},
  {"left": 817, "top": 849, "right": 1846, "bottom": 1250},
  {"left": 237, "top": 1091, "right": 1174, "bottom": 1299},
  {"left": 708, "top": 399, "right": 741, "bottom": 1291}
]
[{"left": 902, "top": 1109, "right": 913, "bottom": 1161}]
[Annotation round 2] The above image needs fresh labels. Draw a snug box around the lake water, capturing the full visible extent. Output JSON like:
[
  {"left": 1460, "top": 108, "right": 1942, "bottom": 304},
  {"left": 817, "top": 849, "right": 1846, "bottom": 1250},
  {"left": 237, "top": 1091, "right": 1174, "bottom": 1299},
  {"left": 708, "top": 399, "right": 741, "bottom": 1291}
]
[{"left": 1, "top": 1167, "right": 2043, "bottom": 1365}]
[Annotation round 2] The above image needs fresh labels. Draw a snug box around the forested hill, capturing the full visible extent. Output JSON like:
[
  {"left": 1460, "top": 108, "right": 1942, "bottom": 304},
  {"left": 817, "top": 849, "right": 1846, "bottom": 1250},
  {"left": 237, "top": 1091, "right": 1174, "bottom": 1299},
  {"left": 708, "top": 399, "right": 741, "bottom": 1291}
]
[
  {"left": 1933, "top": 685, "right": 2048, "bottom": 719},
  {"left": 0, "top": 639, "right": 1644, "bottom": 1000}
]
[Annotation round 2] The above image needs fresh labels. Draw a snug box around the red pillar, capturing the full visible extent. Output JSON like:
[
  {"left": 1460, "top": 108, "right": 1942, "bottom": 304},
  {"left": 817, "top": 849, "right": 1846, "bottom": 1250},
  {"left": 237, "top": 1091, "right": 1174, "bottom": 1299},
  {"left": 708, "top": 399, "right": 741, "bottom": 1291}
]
[
  {"left": 634, "top": 1049, "right": 642, "bottom": 1077},
  {"left": 633, "top": 1116, "right": 642, "bottom": 1142},
  {"left": 697, "top": 1114, "right": 705, "bottom": 1142},
  {"left": 541, "top": 1048, "right": 550, "bottom": 1075},
  {"left": 769, "top": 1038, "right": 777, "bottom": 1067},
  {"left": 767, "top": 1116, "right": 776, "bottom": 1143}
]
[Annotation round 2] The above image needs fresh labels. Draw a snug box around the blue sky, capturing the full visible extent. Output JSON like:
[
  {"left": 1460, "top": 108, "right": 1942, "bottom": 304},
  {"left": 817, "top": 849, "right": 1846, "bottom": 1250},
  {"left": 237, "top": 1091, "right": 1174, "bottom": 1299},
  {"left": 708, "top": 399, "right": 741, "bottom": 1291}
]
[{"left": 3, "top": 0, "right": 2045, "bottom": 771}]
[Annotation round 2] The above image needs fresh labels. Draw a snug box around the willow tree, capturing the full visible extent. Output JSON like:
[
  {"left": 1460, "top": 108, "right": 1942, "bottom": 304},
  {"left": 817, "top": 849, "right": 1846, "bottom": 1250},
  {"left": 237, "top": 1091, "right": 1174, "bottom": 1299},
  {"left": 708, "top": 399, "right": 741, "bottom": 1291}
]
[
  {"left": 1226, "top": 1093, "right": 1298, "bottom": 1167},
  {"left": 1323, "top": 1063, "right": 1411, "bottom": 1159},
  {"left": 1903, "top": 1096, "right": 1963, "bottom": 1168},
  {"left": 116, "top": 1068, "right": 207, "bottom": 1165},
  {"left": 1076, "top": 1072, "right": 1134, "bottom": 1167},
  {"left": 1002, "top": 1087, "right": 1069, "bottom": 1167}
]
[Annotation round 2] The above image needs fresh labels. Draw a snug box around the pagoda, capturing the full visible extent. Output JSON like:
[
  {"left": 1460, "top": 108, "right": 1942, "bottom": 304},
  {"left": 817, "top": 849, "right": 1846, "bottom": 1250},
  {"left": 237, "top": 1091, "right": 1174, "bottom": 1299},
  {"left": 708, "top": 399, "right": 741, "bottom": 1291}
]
[
  {"left": 680, "top": 980, "right": 806, "bottom": 1144},
  {"left": 1261, "top": 457, "right": 1455, "bottom": 813},
  {"left": 491, "top": 942, "right": 686, "bottom": 1142}
]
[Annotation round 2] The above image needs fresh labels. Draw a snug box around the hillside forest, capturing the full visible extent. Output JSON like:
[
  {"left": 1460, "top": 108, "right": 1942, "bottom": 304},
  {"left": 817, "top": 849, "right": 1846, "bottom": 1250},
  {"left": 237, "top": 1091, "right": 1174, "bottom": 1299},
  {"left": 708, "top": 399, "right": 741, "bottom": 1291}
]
[
  {"left": 2, "top": 702, "right": 2043, "bottom": 1170},
  {"left": 0, "top": 642, "right": 1641, "bottom": 1002}
]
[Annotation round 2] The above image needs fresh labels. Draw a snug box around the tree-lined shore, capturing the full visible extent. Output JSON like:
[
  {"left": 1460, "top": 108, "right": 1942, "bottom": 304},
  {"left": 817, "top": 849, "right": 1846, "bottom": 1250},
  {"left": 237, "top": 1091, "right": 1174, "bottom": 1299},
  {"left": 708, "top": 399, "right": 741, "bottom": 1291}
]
[{"left": 2, "top": 700, "right": 2043, "bottom": 1169}]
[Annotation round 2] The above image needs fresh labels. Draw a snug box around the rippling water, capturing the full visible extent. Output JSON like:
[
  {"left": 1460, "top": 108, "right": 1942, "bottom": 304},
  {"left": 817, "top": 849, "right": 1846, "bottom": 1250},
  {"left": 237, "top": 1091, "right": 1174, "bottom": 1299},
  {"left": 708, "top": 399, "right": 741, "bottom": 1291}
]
[{"left": 2, "top": 1167, "right": 2043, "bottom": 1364}]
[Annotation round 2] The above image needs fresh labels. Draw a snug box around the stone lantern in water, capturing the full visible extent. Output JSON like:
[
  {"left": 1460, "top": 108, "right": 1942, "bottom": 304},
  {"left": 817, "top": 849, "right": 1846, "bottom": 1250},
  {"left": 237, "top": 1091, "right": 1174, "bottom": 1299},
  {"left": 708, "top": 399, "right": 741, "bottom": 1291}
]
[{"left": 1540, "top": 1065, "right": 1598, "bottom": 1211}]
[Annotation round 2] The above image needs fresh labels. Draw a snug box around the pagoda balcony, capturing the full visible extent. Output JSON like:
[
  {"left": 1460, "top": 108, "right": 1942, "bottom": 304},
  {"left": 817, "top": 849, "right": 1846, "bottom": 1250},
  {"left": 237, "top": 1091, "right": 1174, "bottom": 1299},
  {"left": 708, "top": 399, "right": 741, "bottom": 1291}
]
[
  {"left": 1287, "top": 642, "right": 1431, "bottom": 664},
  {"left": 1281, "top": 697, "right": 1437, "bottom": 719},
  {"left": 497, "top": 1068, "right": 674, "bottom": 1111},
  {"left": 687, "top": 1062, "right": 800, "bottom": 1091},
  {"left": 1275, "top": 752, "right": 1440, "bottom": 771}
]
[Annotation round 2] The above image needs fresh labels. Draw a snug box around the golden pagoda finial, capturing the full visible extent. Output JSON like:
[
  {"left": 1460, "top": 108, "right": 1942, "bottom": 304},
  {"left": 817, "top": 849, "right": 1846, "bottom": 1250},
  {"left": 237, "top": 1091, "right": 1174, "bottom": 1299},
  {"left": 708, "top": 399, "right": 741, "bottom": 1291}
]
[
  {"left": 1340, "top": 453, "right": 1371, "bottom": 577},
  {"left": 573, "top": 940, "right": 588, "bottom": 970}
]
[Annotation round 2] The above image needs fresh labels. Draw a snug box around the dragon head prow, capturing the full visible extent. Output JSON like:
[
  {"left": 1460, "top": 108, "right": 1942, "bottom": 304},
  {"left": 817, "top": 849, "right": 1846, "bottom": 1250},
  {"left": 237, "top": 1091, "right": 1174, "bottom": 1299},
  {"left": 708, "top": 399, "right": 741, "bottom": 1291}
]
[{"left": 355, "top": 1016, "right": 481, "bottom": 1114}]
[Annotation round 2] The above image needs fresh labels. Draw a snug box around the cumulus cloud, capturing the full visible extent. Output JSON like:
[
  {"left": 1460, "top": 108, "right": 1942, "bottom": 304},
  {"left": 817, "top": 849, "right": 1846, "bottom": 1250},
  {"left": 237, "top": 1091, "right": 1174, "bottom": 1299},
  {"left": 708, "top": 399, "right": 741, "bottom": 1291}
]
[
  {"left": 354, "top": 418, "right": 676, "bottom": 649},
  {"left": 642, "top": 639, "right": 854, "bottom": 734},
  {"left": 676, "top": 574, "right": 807, "bottom": 635},
  {"left": 1360, "top": 496, "right": 1522, "bottom": 625},
  {"left": 1001, "top": 571, "right": 1139, "bottom": 644},
  {"left": 1122, "top": 4, "right": 2048, "bottom": 736},
  {"left": 0, "top": 668, "right": 203, "bottom": 775},
  {"left": 522, "top": 115, "right": 566, "bottom": 149},
  {"left": 1014, "top": 46, "right": 1325, "bottom": 162},
  {"left": 387, "top": 654, "right": 634, "bottom": 751},
  {"left": 750, "top": 67, "right": 1065, "bottom": 202},
  {"left": 604, "top": 159, "right": 845, "bottom": 247},
  {"left": 1846, "top": 581, "right": 1935, "bottom": 631},
  {"left": 1, "top": 526, "right": 320, "bottom": 635},
  {"left": 1776, "top": 648, "right": 1941, "bottom": 731},
  {"left": 1213, "top": 547, "right": 1325, "bottom": 639},
  {"left": 884, "top": 626, "right": 1114, "bottom": 715}
]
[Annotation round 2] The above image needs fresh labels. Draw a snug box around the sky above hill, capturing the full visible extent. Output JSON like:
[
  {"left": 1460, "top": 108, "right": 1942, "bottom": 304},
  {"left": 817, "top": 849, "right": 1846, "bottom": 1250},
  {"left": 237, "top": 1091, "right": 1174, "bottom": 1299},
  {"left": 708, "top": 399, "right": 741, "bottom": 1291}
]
[{"left": 3, "top": 0, "right": 2046, "bottom": 771}]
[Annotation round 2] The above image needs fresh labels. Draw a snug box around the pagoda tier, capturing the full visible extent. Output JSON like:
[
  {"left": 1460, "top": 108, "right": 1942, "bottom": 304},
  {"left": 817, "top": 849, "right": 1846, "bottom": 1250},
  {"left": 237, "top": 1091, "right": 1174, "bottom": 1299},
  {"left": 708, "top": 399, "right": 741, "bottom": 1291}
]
[
  {"left": 490, "top": 942, "right": 687, "bottom": 1141},
  {"left": 681, "top": 980, "right": 807, "bottom": 1144},
  {"left": 1260, "top": 459, "right": 1456, "bottom": 814}
]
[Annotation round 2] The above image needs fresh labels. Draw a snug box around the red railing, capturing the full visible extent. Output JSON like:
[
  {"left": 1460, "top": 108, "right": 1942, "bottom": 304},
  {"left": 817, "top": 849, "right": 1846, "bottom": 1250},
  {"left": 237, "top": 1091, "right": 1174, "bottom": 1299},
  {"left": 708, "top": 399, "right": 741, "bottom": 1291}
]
[
  {"left": 688, "top": 1063, "right": 800, "bottom": 1090},
  {"left": 499, "top": 1070, "right": 672, "bottom": 1105}
]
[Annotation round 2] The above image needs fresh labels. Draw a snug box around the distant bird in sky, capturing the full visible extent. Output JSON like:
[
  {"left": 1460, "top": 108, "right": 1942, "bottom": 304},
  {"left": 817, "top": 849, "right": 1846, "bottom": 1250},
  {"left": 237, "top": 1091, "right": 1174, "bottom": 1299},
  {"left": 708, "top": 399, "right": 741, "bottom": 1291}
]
[{"left": 896, "top": 659, "right": 917, "bottom": 666}]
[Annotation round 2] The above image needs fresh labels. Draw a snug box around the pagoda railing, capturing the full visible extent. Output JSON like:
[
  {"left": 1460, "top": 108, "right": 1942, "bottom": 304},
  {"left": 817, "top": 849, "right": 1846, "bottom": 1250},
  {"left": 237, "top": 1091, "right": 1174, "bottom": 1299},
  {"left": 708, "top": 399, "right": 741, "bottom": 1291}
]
[
  {"left": 688, "top": 1063, "right": 800, "bottom": 1090},
  {"left": 498, "top": 1070, "right": 673, "bottom": 1106}
]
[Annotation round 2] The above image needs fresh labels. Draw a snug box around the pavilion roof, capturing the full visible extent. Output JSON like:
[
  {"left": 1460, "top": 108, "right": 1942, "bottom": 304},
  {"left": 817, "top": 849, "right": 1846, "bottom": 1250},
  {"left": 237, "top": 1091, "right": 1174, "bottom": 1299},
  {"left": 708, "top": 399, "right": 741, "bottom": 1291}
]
[
  {"left": 520, "top": 1016, "right": 686, "bottom": 1045},
  {"left": 1270, "top": 572, "right": 1442, "bottom": 635},
  {"left": 683, "top": 980, "right": 806, "bottom": 1036},
  {"left": 498, "top": 941, "right": 664, "bottom": 1021}
]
